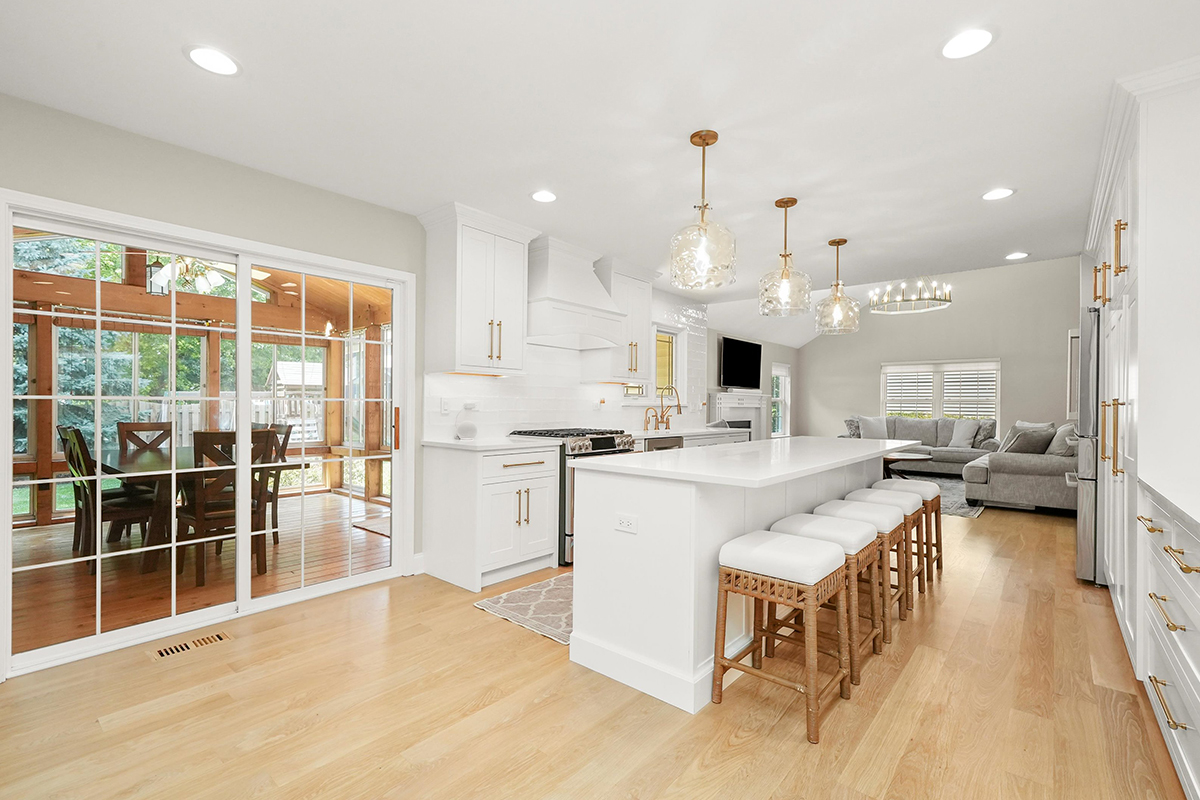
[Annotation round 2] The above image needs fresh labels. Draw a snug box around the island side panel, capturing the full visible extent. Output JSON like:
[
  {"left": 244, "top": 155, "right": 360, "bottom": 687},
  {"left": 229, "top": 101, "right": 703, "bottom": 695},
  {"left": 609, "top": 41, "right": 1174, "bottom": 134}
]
[{"left": 570, "top": 470, "right": 702, "bottom": 711}]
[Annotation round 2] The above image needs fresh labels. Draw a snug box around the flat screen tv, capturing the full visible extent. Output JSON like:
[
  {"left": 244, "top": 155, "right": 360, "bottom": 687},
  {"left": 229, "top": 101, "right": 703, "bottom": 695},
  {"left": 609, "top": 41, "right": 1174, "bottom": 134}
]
[{"left": 719, "top": 336, "right": 762, "bottom": 390}]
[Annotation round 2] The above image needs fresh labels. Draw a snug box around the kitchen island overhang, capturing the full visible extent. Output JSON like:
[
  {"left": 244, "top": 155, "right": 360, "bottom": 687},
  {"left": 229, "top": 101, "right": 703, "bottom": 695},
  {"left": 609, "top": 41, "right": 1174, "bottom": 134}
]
[{"left": 568, "top": 436, "right": 918, "bottom": 714}]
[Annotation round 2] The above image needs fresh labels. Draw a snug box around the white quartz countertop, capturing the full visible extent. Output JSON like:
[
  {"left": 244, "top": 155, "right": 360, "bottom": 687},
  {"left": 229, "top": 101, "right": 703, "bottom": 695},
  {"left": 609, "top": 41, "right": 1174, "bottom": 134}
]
[
  {"left": 569, "top": 435, "right": 918, "bottom": 488},
  {"left": 630, "top": 428, "right": 747, "bottom": 440},
  {"left": 421, "top": 437, "right": 561, "bottom": 453}
]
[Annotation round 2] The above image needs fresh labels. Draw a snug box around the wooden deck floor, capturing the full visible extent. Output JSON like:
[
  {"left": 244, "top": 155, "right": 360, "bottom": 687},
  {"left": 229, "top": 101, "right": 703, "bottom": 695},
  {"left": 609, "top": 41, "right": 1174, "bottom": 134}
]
[
  {"left": 0, "top": 508, "right": 1184, "bottom": 799},
  {"left": 11, "top": 493, "right": 390, "bottom": 653}
]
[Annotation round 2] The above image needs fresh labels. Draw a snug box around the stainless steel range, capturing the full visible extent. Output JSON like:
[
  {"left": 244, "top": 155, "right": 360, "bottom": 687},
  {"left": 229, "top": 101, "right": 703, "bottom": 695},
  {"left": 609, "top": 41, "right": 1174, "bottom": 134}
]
[{"left": 509, "top": 428, "right": 635, "bottom": 565}]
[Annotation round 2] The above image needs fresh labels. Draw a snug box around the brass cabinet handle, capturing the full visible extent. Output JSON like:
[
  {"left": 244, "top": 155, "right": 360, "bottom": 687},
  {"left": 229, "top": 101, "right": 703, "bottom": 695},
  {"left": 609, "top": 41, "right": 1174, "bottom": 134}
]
[
  {"left": 1139, "top": 515, "right": 1164, "bottom": 533},
  {"left": 1150, "top": 676, "right": 1189, "bottom": 730},
  {"left": 1114, "top": 220, "right": 1129, "bottom": 275},
  {"left": 1099, "top": 401, "right": 1110, "bottom": 462},
  {"left": 1093, "top": 266, "right": 1102, "bottom": 303},
  {"left": 393, "top": 407, "right": 400, "bottom": 450},
  {"left": 1101, "top": 262, "right": 1111, "bottom": 306},
  {"left": 488, "top": 320, "right": 495, "bottom": 361},
  {"left": 1165, "top": 546, "right": 1200, "bottom": 574},
  {"left": 1150, "top": 593, "right": 1187, "bottom": 632},
  {"left": 515, "top": 490, "right": 522, "bottom": 526},
  {"left": 497, "top": 320, "right": 503, "bottom": 361},
  {"left": 1112, "top": 398, "right": 1126, "bottom": 476},
  {"left": 629, "top": 342, "right": 634, "bottom": 373},
  {"left": 632, "top": 341, "right": 638, "bottom": 373},
  {"left": 524, "top": 488, "right": 530, "bottom": 525},
  {"left": 502, "top": 460, "right": 545, "bottom": 468}
]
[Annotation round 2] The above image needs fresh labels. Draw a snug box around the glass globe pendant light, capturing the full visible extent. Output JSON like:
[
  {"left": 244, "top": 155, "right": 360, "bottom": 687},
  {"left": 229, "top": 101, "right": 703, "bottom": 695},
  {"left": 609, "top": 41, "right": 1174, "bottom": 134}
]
[
  {"left": 670, "top": 130, "right": 736, "bottom": 289},
  {"left": 814, "top": 238, "right": 861, "bottom": 335},
  {"left": 758, "top": 197, "right": 812, "bottom": 316}
]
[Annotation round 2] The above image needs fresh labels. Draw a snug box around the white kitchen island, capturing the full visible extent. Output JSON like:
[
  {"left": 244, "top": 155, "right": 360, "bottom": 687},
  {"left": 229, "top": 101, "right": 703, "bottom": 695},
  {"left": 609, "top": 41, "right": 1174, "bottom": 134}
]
[{"left": 568, "top": 435, "right": 916, "bottom": 713}]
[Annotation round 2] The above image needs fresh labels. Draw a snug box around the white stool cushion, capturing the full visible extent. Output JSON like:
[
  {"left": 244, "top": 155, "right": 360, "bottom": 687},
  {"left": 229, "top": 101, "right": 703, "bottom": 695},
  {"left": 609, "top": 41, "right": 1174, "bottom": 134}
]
[
  {"left": 770, "top": 513, "right": 877, "bottom": 555},
  {"left": 872, "top": 478, "right": 940, "bottom": 501},
  {"left": 813, "top": 500, "right": 904, "bottom": 533},
  {"left": 719, "top": 530, "right": 845, "bottom": 586},
  {"left": 845, "top": 488, "right": 923, "bottom": 516}
]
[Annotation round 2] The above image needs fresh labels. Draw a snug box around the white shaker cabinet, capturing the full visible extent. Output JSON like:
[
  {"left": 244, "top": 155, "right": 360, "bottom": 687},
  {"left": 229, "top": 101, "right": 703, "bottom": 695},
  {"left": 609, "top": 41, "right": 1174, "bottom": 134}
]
[
  {"left": 424, "top": 442, "right": 560, "bottom": 592},
  {"left": 420, "top": 203, "right": 539, "bottom": 375},
  {"left": 584, "top": 259, "right": 653, "bottom": 388}
]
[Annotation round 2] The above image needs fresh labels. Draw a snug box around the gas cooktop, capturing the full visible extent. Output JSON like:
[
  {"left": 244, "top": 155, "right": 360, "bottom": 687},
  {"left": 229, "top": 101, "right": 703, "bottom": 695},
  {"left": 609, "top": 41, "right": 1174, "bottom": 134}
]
[{"left": 509, "top": 428, "right": 626, "bottom": 438}]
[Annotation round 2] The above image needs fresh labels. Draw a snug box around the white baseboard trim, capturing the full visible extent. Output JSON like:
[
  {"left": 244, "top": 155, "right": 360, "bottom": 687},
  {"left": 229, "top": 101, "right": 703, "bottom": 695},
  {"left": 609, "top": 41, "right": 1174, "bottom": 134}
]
[{"left": 569, "top": 628, "right": 754, "bottom": 714}]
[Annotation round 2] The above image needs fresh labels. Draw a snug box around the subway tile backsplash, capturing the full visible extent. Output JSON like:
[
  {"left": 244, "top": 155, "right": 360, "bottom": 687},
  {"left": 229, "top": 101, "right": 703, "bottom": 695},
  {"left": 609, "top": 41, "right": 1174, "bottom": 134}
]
[{"left": 424, "top": 293, "right": 710, "bottom": 439}]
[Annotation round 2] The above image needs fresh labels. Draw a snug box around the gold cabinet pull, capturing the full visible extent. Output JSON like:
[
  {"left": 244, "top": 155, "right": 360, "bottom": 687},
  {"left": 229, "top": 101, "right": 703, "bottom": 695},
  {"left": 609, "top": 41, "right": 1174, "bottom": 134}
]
[
  {"left": 1101, "top": 262, "right": 1111, "bottom": 306},
  {"left": 632, "top": 341, "right": 637, "bottom": 373},
  {"left": 524, "top": 488, "right": 530, "bottom": 525},
  {"left": 1165, "top": 546, "right": 1200, "bottom": 574},
  {"left": 1150, "top": 676, "right": 1189, "bottom": 730},
  {"left": 1114, "top": 220, "right": 1129, "bottom": 275},
  {"left": 629, "top": 342, "right": 635, "bottom": 373},
  {"left": 515, "top": 490, "right": 522, "bottom": 526},
  {"left": 1150, "top": 593, "right": 1187, "bottom": 632},
  {"left": 496, "top": 320, "right": 503, "bottom": 361},
  {"left": 502, "top": 460, "right": 545, "bottom": 468},
  {"left": 393, "top": 407, "right": 401, "bottom": 450},
  {"left": 1092, "top": 265, "right": 1102, "bottom": 303},
  {"left": 1139, "top": 515, "right": 1164, "bottom": 533},
  {"left": 488, "top": 320, "right": 495, "bottom": 361},
  {"left": 1112, "top": 398, "right": 1126, "bottom": 476},
  {"left": 1099, "top": 401, "right": 1110, "bottom": 462}
]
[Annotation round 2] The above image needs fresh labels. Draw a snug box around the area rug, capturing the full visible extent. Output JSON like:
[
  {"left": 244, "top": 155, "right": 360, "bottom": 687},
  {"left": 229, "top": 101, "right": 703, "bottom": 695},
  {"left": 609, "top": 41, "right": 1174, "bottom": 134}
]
[
  {"left": 917, "top": 475, "right": 984, "bottom": 518},
  {"left": 474, "top": 573, "right": 572, "bottom": 645}
]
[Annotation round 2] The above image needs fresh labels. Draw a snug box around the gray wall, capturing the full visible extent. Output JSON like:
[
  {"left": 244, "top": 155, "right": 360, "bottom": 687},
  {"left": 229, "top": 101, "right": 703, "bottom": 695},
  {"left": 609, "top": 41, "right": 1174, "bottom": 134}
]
[
  {"left": 793, "top": 257, "right": 1080, "bottom": 438},
  {"left": 0, "top": 93, "right": 429, "bottom": 551},
  {"left": 707, "top": 329, "right": 800, "bottom": 426}
]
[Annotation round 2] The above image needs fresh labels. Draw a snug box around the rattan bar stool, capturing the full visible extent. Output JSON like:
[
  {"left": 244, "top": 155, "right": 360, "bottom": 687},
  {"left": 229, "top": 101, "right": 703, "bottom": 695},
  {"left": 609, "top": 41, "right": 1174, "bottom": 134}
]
[
  {"left": 770, "top": 513, "right": 882, "bottom": 685},
  {"left": 873, "top": 478, "right": 943, "bottom": 581},
  {"left": 845, "top": 488, "right": 926, "bottom": 606},
  {"left": 812, "top": 500, "right": 907, "bottom": 644},
  {"left": 712, "top": 530, "right": 850, "bottom": 744}
]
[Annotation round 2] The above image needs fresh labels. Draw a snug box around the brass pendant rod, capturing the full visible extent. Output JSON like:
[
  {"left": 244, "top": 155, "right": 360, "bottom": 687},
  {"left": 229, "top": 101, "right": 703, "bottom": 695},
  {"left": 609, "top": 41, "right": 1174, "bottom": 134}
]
[
  {"left": 700, "top": 143, "right": 707, "bottom": 206},
  {"left": 835, "top": 244, "right": 840, "bottom": 283},
  {"left": 783, "top": 206, "right": 788, "bottom": 253}
]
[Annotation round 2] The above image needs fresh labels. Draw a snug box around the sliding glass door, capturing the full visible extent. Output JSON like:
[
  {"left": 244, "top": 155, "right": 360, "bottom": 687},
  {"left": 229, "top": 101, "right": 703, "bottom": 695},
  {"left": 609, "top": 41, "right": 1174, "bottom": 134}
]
[{"left": 5, "top": 204, "right": 409, "bottom": 671}]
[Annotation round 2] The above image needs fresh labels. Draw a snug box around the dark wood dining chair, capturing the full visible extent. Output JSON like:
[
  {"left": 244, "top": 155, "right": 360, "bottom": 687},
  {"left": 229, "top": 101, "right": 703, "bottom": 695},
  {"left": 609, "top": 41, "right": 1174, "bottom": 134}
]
[
  {"left": 116, "top": 421, "right": 172, "bottom": 455},
  {"left": 176, "top": 429, "right": 272, "bottom": 587},
  {"left": 60, "top": 427, "right": 155, "bottom": 569},
  {"left": 264, "top": 423, "right": 293, "bottom": 544}
]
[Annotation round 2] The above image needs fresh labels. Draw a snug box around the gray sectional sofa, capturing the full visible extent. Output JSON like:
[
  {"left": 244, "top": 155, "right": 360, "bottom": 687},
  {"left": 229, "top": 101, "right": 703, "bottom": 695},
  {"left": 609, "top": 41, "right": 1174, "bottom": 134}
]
[
  {"left": 843, "top": 415, "right": 1078, "bottom": 512},
  {"left": 844, "top": 416, "right": 1000, "bottom": 475}
]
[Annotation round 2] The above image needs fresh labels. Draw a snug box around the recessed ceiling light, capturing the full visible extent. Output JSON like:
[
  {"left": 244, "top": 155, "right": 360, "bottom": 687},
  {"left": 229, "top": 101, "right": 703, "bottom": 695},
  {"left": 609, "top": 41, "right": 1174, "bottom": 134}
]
[
  {"left": 1006, "top": 252, "right": 1028, "bottom": 260},
  {"left": 531, "top": 190, "right": 557, "bottom": 203},
  {"left": 942, "top": 29, "right": 993, "bottom": 59},
  {"left": 982, "top": 188, "right": 1014, "bottom": 200},
  {"left": 186, "top": 46, "right": 240, "bottom": 76}
]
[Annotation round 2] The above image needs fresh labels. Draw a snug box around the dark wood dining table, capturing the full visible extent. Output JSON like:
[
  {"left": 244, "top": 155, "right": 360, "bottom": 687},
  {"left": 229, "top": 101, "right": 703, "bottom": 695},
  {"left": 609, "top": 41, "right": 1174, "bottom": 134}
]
[{"left": 98, "top": 446, "right": 310, "bottom": 572}]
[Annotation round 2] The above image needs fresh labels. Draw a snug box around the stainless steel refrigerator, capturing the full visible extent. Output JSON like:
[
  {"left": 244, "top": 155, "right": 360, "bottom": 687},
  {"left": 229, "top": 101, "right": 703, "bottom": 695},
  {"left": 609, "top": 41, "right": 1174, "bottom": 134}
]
[{"left": 1075, "top": 306, "right": 1102, "bottom": 583}]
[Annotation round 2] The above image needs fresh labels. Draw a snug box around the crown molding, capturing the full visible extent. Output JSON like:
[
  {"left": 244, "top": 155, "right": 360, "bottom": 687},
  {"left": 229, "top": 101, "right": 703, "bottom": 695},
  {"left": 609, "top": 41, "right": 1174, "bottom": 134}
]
[
  {"left": 416, "top": 202, "right": 540, "bottom": 244},
  {"left": 1083, "top": 83, "right": 1139, "bottom": 257},
  {"left": 1119, "top": 54, "right": 1200, "bottom": 98}
]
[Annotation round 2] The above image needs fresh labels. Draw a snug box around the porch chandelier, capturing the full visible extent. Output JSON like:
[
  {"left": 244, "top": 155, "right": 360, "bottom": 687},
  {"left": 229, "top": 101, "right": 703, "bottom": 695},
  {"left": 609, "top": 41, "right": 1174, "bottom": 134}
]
[
  {"left": 868, "top": 278, "right": 952, "bottom": 314},
  {"left": 670, "top": 130, "right": 736, "bottom": 290},
  {"left": 814, "top": 238, "right": 860, "bottom": 335},
  {"left": 758, "top": 197, "right": 811, "bottom": 316}
]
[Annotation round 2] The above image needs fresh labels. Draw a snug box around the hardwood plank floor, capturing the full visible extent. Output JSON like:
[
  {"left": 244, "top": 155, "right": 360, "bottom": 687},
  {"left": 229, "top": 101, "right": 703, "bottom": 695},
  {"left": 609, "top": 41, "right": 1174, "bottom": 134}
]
[{"left": 0, "top": 508, "right": 1186, "bottom": 799}]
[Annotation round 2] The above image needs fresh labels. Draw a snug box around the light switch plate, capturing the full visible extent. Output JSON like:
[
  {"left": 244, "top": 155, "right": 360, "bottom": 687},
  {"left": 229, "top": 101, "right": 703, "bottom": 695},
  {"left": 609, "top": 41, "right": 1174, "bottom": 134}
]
[{"left": 616, "top": 514, "right": 638, "bottom": 534}]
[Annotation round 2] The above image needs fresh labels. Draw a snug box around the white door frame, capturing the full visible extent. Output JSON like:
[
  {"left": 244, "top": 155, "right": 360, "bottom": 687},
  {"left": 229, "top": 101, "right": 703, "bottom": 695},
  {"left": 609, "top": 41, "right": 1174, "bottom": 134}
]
[{"left": 0, "top": 188, "right": 418, "bottom": 680}]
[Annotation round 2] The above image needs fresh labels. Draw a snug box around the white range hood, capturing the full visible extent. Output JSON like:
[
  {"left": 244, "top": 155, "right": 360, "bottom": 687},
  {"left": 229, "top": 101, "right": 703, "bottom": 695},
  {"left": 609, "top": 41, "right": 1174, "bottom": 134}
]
[{"left": 526, "top": 236, "right": 625, "bottom": 350}]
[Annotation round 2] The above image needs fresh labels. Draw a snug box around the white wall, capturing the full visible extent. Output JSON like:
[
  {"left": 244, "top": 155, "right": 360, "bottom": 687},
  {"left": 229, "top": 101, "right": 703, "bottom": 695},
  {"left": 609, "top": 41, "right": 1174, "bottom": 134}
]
[
  {"left": 0, "top": 93, "right": 430, "bottom": 548},
  {"left": 793, "top": 257, "right": 1080, "bottom": 437},
  {"left": 1139, "top": 81, "right": 1200, "bottom": 520},
  {"left": 424, "top": 292, "right": 709, "bottom": 439}
]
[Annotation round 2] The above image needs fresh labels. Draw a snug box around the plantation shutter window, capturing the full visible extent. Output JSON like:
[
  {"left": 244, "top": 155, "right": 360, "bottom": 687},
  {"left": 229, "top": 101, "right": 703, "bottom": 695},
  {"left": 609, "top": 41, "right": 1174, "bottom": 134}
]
[
  {"left": 884, "top": 371, "right": 934, "bottom": 418},
  {"left": 942, "top": 369, "right": 999, "bottom": 419}
]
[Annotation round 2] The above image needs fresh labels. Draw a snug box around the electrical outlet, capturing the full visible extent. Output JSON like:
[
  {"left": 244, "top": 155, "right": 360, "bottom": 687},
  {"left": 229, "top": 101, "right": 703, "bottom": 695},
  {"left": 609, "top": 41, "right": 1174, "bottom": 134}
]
[
  {"left": 440, "top": 398, "right": 450, "bottom": 415},
  {"left": 615, "top": 514, "right": 638, "bottom": 534}
]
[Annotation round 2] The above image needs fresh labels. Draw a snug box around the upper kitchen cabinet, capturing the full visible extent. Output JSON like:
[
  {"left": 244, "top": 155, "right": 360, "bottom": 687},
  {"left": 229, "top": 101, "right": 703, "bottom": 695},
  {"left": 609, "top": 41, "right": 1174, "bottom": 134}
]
[
  {"left": 582, "top": 258, "right": 654, "bottom": 388},
  {"left": 420, "top": 203, "right": 540, "bottom": 374}
]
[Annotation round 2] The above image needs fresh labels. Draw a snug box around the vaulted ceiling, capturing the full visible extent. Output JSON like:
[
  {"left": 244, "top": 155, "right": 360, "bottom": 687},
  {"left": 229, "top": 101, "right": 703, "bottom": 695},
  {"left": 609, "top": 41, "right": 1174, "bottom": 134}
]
[{"left": 1, "top": 1, "right": 1198, "bottom": 307}]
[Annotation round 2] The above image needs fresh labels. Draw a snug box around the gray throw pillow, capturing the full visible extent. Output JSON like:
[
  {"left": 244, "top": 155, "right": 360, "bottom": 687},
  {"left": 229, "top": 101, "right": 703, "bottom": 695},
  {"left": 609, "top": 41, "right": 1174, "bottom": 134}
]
[
  {"left": 948, "top": 418, "right": 981, "bottom": 448},
  {"left": 973, "top": 419, "right": 997, "bottom": 447},
  {"left": 998, "top": 421, "right": 1055, "bottom": 452},
  {"left": 858, "top": 415, "right": 888, "bottom": 439},
  {"left": 1046, "top": 423, "right": 1076, "bottom": 457},
  {"left": 1002, "top": 429, "right": 1057, "bottom": 454},
  {"left": 844, "top": 418, "right": 862, "bottom": 438}
]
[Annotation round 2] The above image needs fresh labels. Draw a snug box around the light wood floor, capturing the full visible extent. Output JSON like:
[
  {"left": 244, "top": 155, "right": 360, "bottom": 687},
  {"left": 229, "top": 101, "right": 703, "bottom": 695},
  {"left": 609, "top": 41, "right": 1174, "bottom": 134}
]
[
  {"left": 11, "top": 494, "right": 390, "bottom": 653},
  {"left": 0, "top": 508, "right": 1185, "bottom": 799}
]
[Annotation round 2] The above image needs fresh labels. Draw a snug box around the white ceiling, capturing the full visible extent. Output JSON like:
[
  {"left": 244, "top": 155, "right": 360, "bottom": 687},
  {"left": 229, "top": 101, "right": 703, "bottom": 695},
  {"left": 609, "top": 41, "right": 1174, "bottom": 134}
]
[{"left": 1, "top": 1, "right": 1199, "bottom": 305}]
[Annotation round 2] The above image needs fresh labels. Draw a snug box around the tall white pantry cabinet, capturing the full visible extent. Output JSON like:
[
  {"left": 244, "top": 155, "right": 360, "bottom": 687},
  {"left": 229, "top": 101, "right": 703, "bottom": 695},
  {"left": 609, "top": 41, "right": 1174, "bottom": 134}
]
[
  {"left": 419, "top": 203, "right": 539, "bottom": 375},
  {"left": 1089, "top": 65, "right": 1200, "bottom": 799}
]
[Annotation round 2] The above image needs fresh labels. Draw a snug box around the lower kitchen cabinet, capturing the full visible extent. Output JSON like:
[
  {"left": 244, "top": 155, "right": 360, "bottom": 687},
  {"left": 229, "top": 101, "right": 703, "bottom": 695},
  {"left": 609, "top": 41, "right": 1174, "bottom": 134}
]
[{"left": 424, "top": 443, "right": 560, "bottom": 592}]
